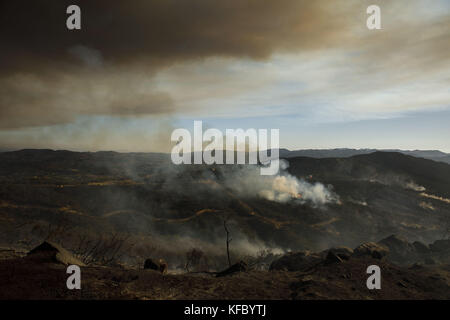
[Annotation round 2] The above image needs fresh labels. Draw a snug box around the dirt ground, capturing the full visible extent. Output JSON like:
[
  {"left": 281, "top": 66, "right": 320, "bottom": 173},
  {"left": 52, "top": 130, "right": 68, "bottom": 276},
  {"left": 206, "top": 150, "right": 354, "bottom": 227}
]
[{"left": 1, "top": 255, "right": 449, "bottom": 300}]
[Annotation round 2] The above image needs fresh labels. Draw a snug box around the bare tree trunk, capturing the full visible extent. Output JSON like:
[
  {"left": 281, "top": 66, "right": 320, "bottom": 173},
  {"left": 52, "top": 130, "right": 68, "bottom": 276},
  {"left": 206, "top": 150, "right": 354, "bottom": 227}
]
[{"left": 224, "top": 220, "right": 232, "bottom": 267}]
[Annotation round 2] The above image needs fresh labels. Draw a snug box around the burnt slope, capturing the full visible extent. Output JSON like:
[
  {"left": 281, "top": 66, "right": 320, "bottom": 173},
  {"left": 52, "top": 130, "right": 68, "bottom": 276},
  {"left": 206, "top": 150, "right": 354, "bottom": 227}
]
[
  {"left": 0, "top": 255, "right": 449, "bottom": 300},
  {"left": 0, "top": 150, "right": 449, "bottom": 260}
]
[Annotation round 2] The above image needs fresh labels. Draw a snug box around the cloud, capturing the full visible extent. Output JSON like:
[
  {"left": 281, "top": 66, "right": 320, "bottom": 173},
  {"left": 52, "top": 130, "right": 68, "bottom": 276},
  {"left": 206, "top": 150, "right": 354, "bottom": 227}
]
[
  {"left": 0, "top": 0, "right": 448, "bottom": 151},
  {"left": 1, "top": 0, "right": 353, "bottom": 72},
  {"left": 68, "top": 45, "right": 103, "bottom": 68},
  {"left": 0, "top": 70, "right": 175, "bottom": 129},
  {"left": 0, "top": 0, "right": 355, "bottom": 129}
]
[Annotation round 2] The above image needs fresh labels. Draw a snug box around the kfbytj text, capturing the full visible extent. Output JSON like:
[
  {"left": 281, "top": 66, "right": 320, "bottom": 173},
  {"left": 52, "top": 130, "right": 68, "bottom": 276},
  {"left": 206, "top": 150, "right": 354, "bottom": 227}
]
[{"left": 184, "top": 304, "right": 266, "bottom": 317}]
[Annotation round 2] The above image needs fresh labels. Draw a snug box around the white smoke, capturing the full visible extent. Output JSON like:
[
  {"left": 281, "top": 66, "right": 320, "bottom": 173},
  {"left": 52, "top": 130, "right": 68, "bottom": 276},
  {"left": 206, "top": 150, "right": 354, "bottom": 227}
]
[
  {"left": 405, "top": 182, "right": 426, "bottom": 192},
  {"left": 222, "top": 159, "right": 339, "bottom": 207},
  {"left": 68, "top": 45, "right": 103, "bottom": 67},
  {"left": 367, "top": 174, "right": 426, "bottom": 192}
]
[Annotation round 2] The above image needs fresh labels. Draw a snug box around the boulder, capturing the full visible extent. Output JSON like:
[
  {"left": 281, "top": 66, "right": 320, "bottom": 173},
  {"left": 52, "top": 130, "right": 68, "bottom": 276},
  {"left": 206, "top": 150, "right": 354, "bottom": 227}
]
[
  {"left": 379, "top": 234, "right": 410, "bottom": 249},
  {"left": 323, "top": 247, "right": 353, "bottom": 261},
  {"left": 144, "top": 258, "right": 168, "bottom": 274},
  {"left": 429, "top": 240, "right": 450, "bottom": 253},
  {"left": 144, "top": 258, "right": 160, "bottom": 271},
  {"left": 325, "top": 251, "right": 343, "bottom": 264},
  {"left": 378, "top": 234, "right": 417, "bottom": 265},
  {"left": 27, "top": 241, "right": 85, "bottom": 266},
  {"left": 269, "top": 251, "right": 322, "bottom": 272},
  {"left": 353, "top": 242, "right": 389, "bottom": 259},
  {"left": 412, "top": 241, "right": 430, "bottom": 254},
  {"left": 216, "top": 261, "right": 247, "bottom": 277}
]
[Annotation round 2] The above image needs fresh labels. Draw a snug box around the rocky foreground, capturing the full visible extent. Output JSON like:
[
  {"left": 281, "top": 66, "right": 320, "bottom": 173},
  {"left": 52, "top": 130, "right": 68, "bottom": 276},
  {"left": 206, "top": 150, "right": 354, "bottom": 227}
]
[{"left": 0, "top": 235, "right": 449, "bottom": 300}]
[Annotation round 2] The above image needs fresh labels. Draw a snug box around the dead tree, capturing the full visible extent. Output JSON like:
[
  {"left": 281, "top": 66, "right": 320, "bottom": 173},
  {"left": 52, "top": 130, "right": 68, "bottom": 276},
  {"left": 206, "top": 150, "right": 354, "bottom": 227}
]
[
  {"left": 185, "top": 248, "right": 205, "bottom": 272},
  {"left": 223, "top": 219, "right": 232, "bottom": 267},
  {"left": 74, "top": 232, "right": 132, "bottom": 266}
]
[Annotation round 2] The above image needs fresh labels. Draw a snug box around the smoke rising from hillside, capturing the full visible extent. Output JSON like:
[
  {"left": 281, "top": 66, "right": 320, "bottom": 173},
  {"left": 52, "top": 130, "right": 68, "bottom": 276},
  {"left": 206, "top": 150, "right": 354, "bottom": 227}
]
[
  {"left": 221, "top": 160, "right": 338, "bottom": 206},
  {"left": 368, "top": 174, "right": 426, "bottom": 192}
]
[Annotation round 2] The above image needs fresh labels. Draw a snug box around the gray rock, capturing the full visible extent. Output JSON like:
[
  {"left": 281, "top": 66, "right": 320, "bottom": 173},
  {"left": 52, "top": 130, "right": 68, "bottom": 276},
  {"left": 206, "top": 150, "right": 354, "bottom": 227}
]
[
  {"left": 270, "top": 251, "right": 322, "bottom": 272},
  {"left": 353, "top": 242, "right": 389, "bottom": 259},
  {"left": 325, "top": 251, "right": 343, "bottom": 264},
  {"left": 324, "top": 247, "right": 353, "bottom": 261},
  {"left": 378, "top": 235, "right": 417, "bottom": 265},
  {"left": 429, "top": 240, "right": 450, "bottom": 253},
  {"left": 27, "top": 241, "right": 85, "bottom": 266},
  {"left": 216, "top": 261, "right": 247, "bottom": 277},
  {"left": 144, "top": 258, "right": 160, "bottom": 271},
  {"left": 412, "top": 241, "right": 430, "bottom": 254},
  {"left": 379, "top": 234, "right": 412, "bottom": 252}
]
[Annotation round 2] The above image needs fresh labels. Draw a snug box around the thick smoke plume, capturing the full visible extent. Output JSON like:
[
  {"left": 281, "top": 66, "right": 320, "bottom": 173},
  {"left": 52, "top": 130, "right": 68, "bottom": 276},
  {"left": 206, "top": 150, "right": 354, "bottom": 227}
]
[{"left": 221, "top": 160, "right": 339, "bottom": 207}]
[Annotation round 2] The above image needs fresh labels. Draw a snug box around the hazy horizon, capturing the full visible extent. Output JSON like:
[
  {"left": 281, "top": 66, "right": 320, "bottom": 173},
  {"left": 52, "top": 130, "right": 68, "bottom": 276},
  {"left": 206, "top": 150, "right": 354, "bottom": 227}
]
[{"left": 1, "top": 146, "right": 449, "bottom": 155}]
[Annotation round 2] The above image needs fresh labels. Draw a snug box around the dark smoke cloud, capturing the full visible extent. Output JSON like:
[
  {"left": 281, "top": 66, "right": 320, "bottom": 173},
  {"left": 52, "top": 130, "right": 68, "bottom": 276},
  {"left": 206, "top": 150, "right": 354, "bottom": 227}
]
[
  {"left": 1, "top": 0, "right": 350, "bottom": 72},
  {"left": 0, "top": 0, "right": 448, "bottom": 132},
  {"left": 0, "top": 0, "right": 353, "bottom": 128}
]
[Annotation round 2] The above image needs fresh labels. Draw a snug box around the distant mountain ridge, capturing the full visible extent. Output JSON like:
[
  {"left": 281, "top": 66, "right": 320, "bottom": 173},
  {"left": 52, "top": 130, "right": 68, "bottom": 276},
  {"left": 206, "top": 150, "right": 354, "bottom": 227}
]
[
  {"left": 279, "top": 148, "right": 450, "bottom": 164},
  {"left": 2, "top": 147, "right": 450, "bottom": 165}
]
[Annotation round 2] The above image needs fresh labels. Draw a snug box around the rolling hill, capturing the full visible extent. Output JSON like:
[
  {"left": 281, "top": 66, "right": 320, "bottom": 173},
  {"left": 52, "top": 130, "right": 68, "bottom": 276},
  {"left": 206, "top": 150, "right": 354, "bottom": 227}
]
[{"left": 0, "top": 149, "right": 449, "bottom": 268}]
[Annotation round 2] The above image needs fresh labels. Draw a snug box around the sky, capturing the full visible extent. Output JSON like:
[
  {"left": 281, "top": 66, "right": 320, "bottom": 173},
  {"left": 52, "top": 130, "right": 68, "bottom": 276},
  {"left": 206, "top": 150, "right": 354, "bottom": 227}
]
[{"left": 0, "top": 0, "right": 449, "bottom": 152}]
